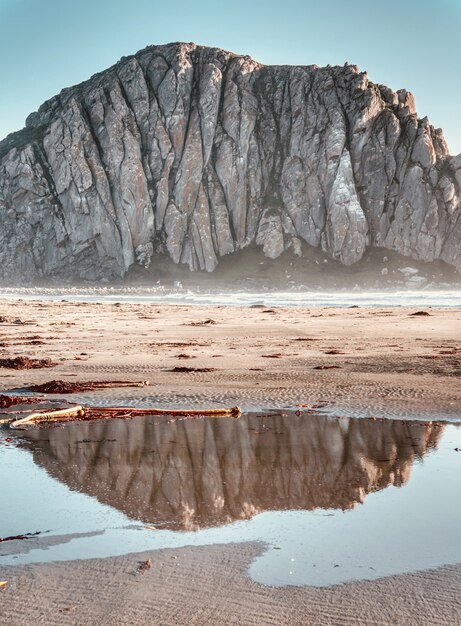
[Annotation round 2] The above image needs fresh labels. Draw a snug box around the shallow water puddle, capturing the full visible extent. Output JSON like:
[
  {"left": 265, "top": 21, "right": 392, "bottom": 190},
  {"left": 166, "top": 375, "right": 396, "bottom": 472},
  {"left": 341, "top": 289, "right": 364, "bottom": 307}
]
[{"left": 0, "top": 412, "right": 460, "bottom": 586}]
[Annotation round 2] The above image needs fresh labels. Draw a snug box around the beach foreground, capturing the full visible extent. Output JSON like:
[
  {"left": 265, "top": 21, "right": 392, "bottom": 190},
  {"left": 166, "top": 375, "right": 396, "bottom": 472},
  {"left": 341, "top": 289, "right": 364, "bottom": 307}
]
[
  {"left": 0, "top": 300, "right": 460, "bottom": 624},
  {"left": 1, "top": 543, "right": 460, "bottom": 625}
]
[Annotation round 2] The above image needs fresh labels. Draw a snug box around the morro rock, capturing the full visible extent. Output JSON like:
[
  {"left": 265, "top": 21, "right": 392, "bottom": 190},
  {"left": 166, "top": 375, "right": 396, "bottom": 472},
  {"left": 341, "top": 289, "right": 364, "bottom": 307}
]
[{"left": 0, "top": 42, "right": 460, "bottom": 281}]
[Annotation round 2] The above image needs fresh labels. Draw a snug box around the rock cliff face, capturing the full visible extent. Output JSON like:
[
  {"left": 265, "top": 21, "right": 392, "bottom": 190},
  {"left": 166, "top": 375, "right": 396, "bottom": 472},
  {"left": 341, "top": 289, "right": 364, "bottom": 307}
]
[
  {"left": 0, "top": 42, "right": 460, "bottom": 281},
  {"left": 21, "top": 413, "right": 442, "bottom": 530}
]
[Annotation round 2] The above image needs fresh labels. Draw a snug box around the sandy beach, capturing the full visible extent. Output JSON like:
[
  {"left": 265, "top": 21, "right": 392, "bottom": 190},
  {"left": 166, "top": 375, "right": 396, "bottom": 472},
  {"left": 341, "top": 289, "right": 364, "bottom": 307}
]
[
  {"left": 1, "top": 299, "right": 460, "bottom": 625},
  {"left": 1, "top": 543, "right": 460, "bottom": 625},
  {"left": 0, "top": 300, "right": 460, "bottom": 418}
]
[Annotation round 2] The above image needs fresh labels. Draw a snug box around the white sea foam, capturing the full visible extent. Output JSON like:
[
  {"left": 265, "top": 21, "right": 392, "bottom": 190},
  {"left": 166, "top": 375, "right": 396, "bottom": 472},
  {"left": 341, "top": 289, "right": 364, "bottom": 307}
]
[{"left": 1, "top": 286, "right": 461, "bottom": 307}]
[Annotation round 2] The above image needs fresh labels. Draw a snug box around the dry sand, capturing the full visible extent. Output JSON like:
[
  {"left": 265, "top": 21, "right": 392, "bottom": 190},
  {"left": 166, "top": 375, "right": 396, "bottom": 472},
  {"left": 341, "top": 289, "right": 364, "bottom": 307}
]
[
  {"left": 1, "top": 300, "right": 460, "bottom": 624},
  {"left": 0, "top": 300, "right": 460, "bottom": 418}
]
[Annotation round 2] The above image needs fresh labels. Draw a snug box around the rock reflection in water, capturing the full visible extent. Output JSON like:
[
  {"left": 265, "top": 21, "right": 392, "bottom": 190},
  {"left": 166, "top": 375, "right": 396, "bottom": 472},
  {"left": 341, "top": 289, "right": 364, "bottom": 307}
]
[{"left": 19, "top": 413, "right": 443, "bottom": 531}]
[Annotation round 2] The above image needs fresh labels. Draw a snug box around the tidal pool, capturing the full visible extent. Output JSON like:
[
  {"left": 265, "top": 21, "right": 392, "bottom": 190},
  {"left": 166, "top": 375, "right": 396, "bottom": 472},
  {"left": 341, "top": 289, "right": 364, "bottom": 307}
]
[{"left": 0, "top": 412, "right": 460, "bottom": 586}]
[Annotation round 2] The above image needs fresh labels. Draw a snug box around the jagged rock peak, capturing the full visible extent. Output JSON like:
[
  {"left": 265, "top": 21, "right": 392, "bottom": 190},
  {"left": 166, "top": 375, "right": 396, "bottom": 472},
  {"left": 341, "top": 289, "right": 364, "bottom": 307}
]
[{"left": 0, "top": 42, "right": 460, "bottom": 281}]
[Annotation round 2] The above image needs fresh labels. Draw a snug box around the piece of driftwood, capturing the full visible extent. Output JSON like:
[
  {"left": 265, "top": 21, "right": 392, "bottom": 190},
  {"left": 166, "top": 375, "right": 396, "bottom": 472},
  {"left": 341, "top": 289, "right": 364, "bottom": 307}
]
[
  {"left": 85, "top": 406, "right": 241, "bottom": 417},
  {"left": 10, "top": 405, "right": 85, "bottom": 428},
  {"left": 8, "top": 404, "right": 241, "bottom": 429},
  {"left": 1, "top": 378, "right": 240, "bottom": 429}
]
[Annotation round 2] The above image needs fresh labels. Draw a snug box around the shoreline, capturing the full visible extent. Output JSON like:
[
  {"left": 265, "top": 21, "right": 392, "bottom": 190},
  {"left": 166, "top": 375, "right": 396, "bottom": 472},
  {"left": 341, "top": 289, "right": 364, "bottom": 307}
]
[{"left": 1, "top": 287, "right": 461, "bottom": 309}]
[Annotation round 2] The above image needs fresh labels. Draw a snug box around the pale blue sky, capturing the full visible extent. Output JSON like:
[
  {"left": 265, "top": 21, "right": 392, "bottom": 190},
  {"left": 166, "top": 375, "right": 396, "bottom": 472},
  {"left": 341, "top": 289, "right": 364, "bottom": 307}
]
[{"left": 1, "top": 0, "right": 460, "bottom": 154}]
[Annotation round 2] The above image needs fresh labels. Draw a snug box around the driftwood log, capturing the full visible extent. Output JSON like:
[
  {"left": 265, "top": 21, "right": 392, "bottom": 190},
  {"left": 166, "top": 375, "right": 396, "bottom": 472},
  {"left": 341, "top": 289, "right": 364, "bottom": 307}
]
[
  {"left": 0, "top": 379, "right": 241, "bottom": 429},
  {"left": 10, "top": 405, "right": 85, "bottom": 428},
  {"left": 7, "top": 404, "right": 241, "bottom": 429}
]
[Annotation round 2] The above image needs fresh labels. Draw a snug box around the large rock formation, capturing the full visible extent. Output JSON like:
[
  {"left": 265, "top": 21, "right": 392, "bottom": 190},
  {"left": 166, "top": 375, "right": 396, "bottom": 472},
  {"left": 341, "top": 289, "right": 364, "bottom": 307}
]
[
  {"left": 21, "top": 413, "right": 442, "bottom": 530},
  {"left": 0, "top": 42, "right": 460, "bottom": 281}
]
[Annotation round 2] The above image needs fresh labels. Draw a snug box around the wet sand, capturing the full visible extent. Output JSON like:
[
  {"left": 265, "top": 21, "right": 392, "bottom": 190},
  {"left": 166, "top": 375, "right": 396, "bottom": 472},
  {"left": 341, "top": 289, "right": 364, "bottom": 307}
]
[
  {"left": 1, "top": 543, "right": 460, "bottom": 626},
  {"left": 1, "top": 300, "right": 461, "bottom": 624}
]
